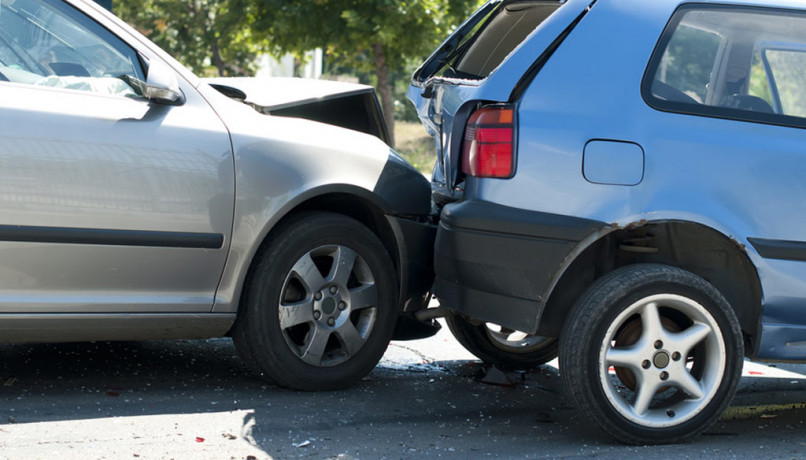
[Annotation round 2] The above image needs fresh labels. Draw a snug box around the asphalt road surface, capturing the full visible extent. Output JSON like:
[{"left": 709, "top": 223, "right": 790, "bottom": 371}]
[{"left": 0, "top": 317, "right": 804, "bottom": 459}]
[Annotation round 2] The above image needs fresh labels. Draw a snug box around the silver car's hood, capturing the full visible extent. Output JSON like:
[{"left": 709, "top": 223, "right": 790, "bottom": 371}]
[
  {"left": 204, "top": 77, "right": 375, "bottom": 111},
  {"left": 204, "top": 77, "right": 390, "bottom": 145}
]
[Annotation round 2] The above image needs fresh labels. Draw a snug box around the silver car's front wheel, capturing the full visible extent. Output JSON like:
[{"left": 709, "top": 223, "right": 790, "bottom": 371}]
[
  {"left": 278, "top": 244, "right": 378, "bottom": 367},
  {"left": 233, "top": 212, "right": 397, "bottom": 391},
  {"left": 560, "top": 264, "right": 743, "bottom": 444}
]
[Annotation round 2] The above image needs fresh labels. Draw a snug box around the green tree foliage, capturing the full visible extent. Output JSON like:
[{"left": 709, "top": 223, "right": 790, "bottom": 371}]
[
  {"left": 241, "top": 0, "right": 485, "bottom": 146},
  {"left": 114, "top": 0, "right": 261, "bottom": 77}
]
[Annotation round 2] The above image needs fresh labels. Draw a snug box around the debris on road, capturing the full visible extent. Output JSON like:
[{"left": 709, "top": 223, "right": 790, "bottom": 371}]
[{"left": 478, "top": 365, "right": 523, "bottom": 387}]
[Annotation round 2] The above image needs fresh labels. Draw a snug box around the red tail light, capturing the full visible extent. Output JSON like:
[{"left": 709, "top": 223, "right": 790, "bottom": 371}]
[{"left": 462, "top": 105, "right": 515, "bottom": 178}]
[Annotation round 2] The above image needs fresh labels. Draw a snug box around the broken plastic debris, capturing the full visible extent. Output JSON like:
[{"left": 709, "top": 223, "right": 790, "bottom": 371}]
[
  {"left": 479, "top": 365, "right": 522, "bottom": 386},
  {"left": 295, "top": 440, "right": 311, "bottom": 448},
  {"left": 195, "top": 437, "right": 205, "bottom": 443},
  {"left": 748, "top": 371, "right": 763, "bottom": 375},
  {"left": 4, "top": 378, "right": 16, "bottom": 387}
]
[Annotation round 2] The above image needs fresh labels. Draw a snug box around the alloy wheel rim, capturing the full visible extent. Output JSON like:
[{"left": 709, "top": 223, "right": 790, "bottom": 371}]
[
  {"left": 278, "top": 245, "right": 377, "bottom": 367},
  {"left": 598, "top": 294, "right": 726, "bottom": 428}
]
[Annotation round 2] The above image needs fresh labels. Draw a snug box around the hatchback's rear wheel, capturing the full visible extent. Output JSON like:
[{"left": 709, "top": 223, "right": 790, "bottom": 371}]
[
  {"left": 233, "top": 212, "right": 397, "bottom": 391},
  {"left": 559, "top": 264, "right": 743, "bottom": 444},
  {"left": 446, "top": 315, "right": 557, "bottom": 369}
]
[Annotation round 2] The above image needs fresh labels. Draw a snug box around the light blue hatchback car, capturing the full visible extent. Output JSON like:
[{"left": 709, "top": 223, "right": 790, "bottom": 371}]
[{"left": 410, "top": 0, "right": 806, "bottom": 444}]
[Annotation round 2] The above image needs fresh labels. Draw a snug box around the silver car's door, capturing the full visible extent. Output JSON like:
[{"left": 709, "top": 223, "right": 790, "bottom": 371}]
[{"left": 0, "top": 0, "right": 234, "bottom": 313}]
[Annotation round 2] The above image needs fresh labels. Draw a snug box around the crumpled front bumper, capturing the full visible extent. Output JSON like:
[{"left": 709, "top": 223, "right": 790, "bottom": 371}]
[{"left": 387, "top": 214, "right": 440, "bottom": 340}]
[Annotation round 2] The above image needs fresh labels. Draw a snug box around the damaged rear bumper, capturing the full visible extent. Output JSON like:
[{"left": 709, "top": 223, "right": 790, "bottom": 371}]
[{"left": 432, "top": 200, "right": 604, "bottom": 334}]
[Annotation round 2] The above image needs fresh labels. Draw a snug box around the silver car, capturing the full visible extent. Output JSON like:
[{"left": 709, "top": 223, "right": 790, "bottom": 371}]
[{"left": 0, "top": 0, "right": 436, "bottom": 391}]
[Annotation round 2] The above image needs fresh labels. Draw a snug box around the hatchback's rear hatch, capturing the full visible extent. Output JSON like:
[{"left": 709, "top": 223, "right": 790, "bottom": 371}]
[{"left": 408, "top": 0, "right": 594, "bottom": 200}]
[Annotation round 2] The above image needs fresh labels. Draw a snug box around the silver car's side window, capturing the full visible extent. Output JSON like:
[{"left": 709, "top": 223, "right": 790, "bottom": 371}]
[
  {"left": 643, "top": 5, "right": 806, "bottom": 129},
  {"left": 0, "top": 0, "right": 145, "bottom": 98}
]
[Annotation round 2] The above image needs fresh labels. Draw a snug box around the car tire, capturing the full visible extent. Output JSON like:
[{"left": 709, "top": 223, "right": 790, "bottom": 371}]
[
  {"left": 445, "top": 315, "right": 558, "bottom": 369},
  {"left": 232, "top": 211, "right": 398, "bottom": 391},
  {"left": 559, "top": 264, "right": 743, "bottom": 444}
]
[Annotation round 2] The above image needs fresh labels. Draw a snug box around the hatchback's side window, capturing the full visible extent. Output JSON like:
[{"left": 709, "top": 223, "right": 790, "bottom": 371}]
[
  {"left": 653, "top": 25, "right": 721, "bottom": 104},
  {"left": 0, "top": 0, "right": 145, "bottom": 98},
  {"left": 747, "top": 50, "right": 774, "bottom": 108},
  {"left": 763, "top": 48, "right": 806, "bottom": 118},
  {"left": 643, "top": 6, "right": 806, "bottom": 128}
]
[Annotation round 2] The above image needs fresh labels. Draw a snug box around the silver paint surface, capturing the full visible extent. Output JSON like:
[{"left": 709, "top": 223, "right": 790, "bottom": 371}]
[{"left": 0, "top": 0, "right": 403, "bottom": 341}]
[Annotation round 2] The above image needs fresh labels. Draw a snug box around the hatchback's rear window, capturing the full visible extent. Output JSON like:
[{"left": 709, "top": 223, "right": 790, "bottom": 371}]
[{"left": 427, "top": 1, "right": 561, "bottom": 81}]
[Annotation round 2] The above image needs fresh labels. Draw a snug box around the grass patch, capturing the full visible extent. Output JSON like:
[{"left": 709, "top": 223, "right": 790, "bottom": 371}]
[{"left": 395, "top": 121, "right": 437, "bottom": 175}]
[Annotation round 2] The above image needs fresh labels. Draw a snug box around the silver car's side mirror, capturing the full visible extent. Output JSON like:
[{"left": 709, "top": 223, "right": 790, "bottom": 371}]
[{"left": 144, "top": 60, "right": 185, "bottom": 105}]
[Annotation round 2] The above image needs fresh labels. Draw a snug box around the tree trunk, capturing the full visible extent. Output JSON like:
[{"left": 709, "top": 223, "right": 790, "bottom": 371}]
[
  {"left": 372, "top": 42, "right": 395, "bottom": 148},
  {"left": 211, "top": 39, "right": 226, "bottom": 77}
]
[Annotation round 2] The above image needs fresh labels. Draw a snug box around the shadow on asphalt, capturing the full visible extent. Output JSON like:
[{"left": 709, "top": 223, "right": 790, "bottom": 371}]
[{"left": 0, "top": 338, "right": 564, "bottom": 419}]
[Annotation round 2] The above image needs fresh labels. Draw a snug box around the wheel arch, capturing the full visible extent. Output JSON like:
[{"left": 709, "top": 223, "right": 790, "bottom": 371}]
[
  {"left": 539, "top": 220, "right": 762, "bottom": 356},
  {"left": 236, "top": 185, "right": 404, "bottom": 311}
]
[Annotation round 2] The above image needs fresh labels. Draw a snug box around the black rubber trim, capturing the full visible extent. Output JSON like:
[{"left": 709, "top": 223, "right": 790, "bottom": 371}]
[
  {"left": 440, "top": 200, "right": 602, "bottom": 241},
  {"left": 387, "top": 215, "right": 437, "bottom": 311},
  {"left": 509, "top": 0, "right": 597, "bottom": 102},
  {"left": 373, "top": 154, "right": 432, "bottom": 216},
  {"left": 0, "top": 225, "right": 224, "bottom": 249},
  {"left": 748, "top": 237, "right": 806, "bottom": 262}
]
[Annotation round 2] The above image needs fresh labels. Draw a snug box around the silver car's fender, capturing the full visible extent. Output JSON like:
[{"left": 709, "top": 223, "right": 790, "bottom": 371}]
[{"left": 199, "top": 87, "right": 409, "bottom": 314}]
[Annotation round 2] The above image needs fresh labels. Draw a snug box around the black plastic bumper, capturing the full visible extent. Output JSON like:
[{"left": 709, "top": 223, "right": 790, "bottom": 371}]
[
  {"left": 433, "top": 200, "right": 604, "bottom": 334},
  {"left": 388, "top": 215, "right": 436, "bottom": 311},
  {"left": 387, "top": 214, "right": 442, "bottom": 340}
]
